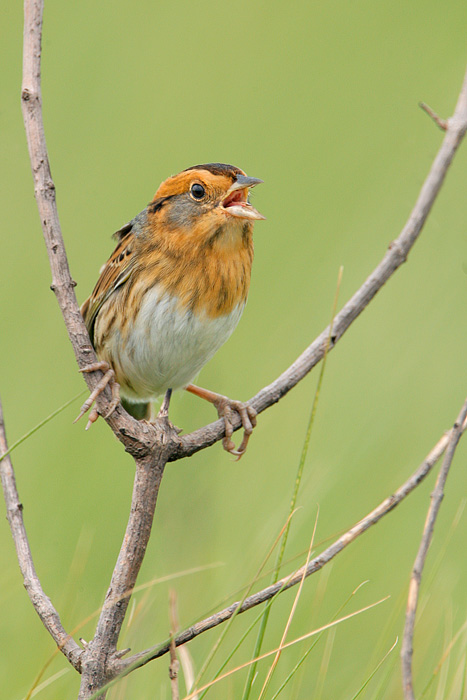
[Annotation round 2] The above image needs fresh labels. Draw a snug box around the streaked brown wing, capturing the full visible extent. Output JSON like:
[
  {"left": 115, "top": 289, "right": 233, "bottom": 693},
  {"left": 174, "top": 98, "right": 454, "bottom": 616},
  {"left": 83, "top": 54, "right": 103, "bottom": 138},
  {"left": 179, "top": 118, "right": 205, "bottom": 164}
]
[{"left": 81, "top": 232, "right": 136, "bottom": 344}]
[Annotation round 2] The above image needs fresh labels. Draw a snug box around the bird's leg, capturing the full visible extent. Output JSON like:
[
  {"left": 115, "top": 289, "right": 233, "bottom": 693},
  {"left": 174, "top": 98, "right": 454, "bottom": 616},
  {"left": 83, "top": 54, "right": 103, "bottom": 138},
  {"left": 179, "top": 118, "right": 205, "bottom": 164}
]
[
  {"left": 185, "top": 384, "right": 257, "bottom": 459},
  {"left": 157, "top": 389, "right": 172, "bottom": 422},
  {"left": 149, "top": 388, "right": 181, "bottom": 437},
  {"left": 74, "top": 361, "right": 120, "bottom": 430}
]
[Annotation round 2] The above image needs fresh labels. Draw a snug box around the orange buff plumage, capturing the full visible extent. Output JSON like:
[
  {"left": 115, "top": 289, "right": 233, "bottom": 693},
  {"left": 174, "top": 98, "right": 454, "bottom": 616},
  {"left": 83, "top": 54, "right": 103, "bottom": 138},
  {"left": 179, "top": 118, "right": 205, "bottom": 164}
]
[{"left": 76, "top": 163, "right": 265, "bottom": 457}]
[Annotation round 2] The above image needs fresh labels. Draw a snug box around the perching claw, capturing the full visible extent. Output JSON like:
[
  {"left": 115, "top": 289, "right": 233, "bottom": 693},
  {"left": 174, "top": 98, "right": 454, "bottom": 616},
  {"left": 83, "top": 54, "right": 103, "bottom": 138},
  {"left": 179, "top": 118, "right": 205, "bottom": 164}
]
[
  {"left": 74, "top": 361, "right": 120, "bottom": 427},
  {"left": 185, "top": 384, "right": 257, "bottom": 459}
]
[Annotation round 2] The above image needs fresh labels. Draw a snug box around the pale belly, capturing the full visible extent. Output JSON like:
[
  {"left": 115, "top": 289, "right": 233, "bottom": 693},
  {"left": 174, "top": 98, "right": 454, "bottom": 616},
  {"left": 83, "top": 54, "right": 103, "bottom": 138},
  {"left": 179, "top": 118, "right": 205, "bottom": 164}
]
[{"left": 101, "top": 286, "right": 245, "bottom": 402}]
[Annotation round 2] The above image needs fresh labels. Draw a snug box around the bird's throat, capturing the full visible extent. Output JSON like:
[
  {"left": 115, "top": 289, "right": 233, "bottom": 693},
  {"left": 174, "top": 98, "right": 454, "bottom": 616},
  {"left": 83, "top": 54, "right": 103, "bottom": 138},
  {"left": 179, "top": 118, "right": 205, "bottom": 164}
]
[{"left": 210, "top": 218, "right": 252, "bottom": 252}]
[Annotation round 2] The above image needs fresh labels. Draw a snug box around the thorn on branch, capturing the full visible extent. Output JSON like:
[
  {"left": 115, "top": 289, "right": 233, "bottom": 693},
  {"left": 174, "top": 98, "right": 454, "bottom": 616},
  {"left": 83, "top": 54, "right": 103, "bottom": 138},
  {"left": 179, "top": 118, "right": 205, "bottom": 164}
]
[
  {"left": 39, "top": 180, "right": 56, "bottom": 198},
  {"left": 7, "top": 502, "right": 24, "bottom": 515},
  {"left": 388, "top": 239, "right": 407, "bottom": 263},
  {"left": 114, "top": 647, "right": 131, "bottom": 659},
  {"left": 419, "top": 102, "right": 448, "bottom": 131}
]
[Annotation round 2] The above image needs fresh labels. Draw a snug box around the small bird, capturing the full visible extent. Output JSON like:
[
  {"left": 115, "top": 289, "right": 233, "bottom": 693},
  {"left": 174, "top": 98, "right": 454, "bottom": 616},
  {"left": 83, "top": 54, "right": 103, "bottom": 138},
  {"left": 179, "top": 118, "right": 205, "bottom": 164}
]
[{"left": 76, "top": 163, "right": 264, "bottom": 456}]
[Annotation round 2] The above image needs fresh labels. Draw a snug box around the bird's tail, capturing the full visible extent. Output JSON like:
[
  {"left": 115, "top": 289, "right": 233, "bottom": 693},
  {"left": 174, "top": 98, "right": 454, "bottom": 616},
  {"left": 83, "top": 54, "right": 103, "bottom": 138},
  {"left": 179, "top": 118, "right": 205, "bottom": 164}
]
[{"left": 121, "top": 397, "right": 150, "bottom": 421}]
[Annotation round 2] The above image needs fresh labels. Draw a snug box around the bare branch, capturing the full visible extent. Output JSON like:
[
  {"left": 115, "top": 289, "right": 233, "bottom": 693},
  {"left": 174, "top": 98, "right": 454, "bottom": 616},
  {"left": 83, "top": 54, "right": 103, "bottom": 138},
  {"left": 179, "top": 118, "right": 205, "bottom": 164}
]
[
  {"left": 173, "top": 67, "right": 467, "bottom": 460},
  {"left": 20, "top": 4, "right": 177, "bottom": 694},
  {"left": 17, "top": 1, "right": 467, "bottom": 698},
  {"left": 0, "top": 397, "right": 83, "bottom": 670},
  {"left": 419, "top": 102, "right": 449, "bottom": 131},
  {"left": 21, "top": 0, "right": 165, "bottom": 461},
  {"left": 114, "top": 405, "right": 467, "bottom": 675},
  {"left": 169, "top": 590, "right": 180, "bottom": 700},
  {"left": 20, "top": 0, "right": 467, "bottom": 465},
  {"left": 401, "top": 397, "right": 467, "bottom": 700},
  {"left": 75, "top": 423, "right": 181, "bottom": 697},
  {"left": 169, "top": 636, "right": 180, "bottom": 700}
]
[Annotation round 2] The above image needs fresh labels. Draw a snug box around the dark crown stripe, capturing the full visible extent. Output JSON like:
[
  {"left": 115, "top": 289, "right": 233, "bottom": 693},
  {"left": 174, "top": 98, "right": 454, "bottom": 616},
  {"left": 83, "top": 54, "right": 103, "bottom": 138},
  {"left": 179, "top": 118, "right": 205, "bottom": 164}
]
[{"left": 183, "top": 163, "right": 243, "bottom": 178}]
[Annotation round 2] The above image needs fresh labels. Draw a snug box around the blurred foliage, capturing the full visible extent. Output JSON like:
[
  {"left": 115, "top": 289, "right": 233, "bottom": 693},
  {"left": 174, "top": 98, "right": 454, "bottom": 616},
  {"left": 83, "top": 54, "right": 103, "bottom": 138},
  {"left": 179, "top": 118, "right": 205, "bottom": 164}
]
[{"left": 2, "top": 1, "right": 467, "bottom": 698}]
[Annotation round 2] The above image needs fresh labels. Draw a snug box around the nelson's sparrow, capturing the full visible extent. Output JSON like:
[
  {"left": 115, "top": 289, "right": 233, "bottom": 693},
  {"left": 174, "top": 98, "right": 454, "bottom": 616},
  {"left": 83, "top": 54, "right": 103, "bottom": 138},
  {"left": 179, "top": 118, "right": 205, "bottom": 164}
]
[{"left": 76, "top": 163, "right": 264, "bottom": 456}]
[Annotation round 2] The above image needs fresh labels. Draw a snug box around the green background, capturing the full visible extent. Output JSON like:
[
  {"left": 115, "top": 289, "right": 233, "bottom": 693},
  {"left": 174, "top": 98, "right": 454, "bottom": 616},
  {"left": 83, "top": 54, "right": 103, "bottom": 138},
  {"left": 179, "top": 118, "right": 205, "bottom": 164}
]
[{"left": 2, "top": 1, "right": 467, "bottom": 698}]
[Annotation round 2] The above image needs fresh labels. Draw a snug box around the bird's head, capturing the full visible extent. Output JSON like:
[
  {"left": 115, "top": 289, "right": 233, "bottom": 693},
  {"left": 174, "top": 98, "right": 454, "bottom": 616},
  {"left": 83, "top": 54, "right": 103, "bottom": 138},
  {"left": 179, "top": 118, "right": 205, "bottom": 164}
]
[{"left": 147, "top": 163, "right": 264, "bottom": 248}]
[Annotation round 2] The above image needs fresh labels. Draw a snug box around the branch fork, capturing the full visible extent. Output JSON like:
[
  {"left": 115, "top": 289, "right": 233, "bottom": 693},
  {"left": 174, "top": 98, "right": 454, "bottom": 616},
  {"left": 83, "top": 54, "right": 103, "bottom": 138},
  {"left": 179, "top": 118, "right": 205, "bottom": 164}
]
[{"left": 6, "top": 2, "right": 467, "bottom": 697}]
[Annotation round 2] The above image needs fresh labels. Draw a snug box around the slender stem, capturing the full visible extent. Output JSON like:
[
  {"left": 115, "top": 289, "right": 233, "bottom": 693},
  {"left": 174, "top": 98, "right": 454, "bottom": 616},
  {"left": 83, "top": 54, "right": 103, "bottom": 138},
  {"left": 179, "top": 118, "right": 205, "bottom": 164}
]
[
  {"left": 21, "top": 0, "right": 160, "bottom": 459},
  {"left": 242, "top": 266, "right": 342, "bottom": 700},
  {"left": 77, "top": 448, "right": 169, "bottom": 699},
  {"left": 174, "top": 67, "right": 467, "bottom": 460},
  {"left": 17, "top": 1, "right": 467, "bottom": 697},
  {"left": 115, "top": 407, "right": 467, "bottom": 675},
  {"left": 0, "top": 397, "right": 83, "bottom": 670},
  {"left": 401, "top": 397, "right": 467, "bottom": 699}
]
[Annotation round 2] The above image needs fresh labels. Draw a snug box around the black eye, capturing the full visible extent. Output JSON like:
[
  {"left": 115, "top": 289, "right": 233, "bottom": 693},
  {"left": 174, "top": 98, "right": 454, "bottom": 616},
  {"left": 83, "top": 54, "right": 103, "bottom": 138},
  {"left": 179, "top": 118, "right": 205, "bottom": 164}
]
[{"left": 191, "top": 183, "right": 206, "bottom": 199}]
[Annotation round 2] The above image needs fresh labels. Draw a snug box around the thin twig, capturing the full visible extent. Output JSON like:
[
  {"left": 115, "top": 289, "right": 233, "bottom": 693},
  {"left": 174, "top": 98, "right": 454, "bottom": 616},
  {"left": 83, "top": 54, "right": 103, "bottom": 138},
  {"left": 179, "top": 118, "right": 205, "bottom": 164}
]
[
  {"left": 0, "top": 398, "right": 83, "bottom": 670},
  {"left": 169, "top": 636, "right": 180, "bottom": 700},
  {"left": 94, "top": 597, "right": 389, "bottom": 700},
  {"left": 17, "top": 1, "right": 467, "bottom": 697},
  {"left": 420, "top": 102, "right": 449, "bottom": 131},
  {"left": 114, "top": 406, "right": 467, "bottom": 675},
  {"left": 182, "top": 597, "right": 391, "bottom": 700},
  {"left": 21, "top": 0, "right": 168, "bottom": 462},
  {"left": 193, "top": 509, "right": 299, "bottom": 695},
  {"left": 401, "top": 397, "right": 467, "bottom": 700},
  {"left": 21, "top": 6, "right": 177, "bottom": 697},
  {"left": 173, "top": 70, "right": 467, "bottom": 460},
  {"left": 170, "top": 589, "right": 196, "bottom": 700},
  {"left": 20, "top": 0, "right": 467, "bottom": 465}
]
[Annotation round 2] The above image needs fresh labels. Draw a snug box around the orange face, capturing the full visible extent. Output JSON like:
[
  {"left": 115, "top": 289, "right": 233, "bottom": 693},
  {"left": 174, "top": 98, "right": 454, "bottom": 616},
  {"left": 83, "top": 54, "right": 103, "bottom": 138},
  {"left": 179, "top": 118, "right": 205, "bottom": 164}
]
[{"left": 148, "top": 163, "right": 265, "bottom": 242}]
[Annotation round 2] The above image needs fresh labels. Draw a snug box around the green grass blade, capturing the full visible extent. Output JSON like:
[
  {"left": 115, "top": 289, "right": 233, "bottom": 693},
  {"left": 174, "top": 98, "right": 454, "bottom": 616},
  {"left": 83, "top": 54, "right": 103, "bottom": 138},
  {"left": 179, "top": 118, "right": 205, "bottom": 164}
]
[
  {"left": 241, "top": 266, "right": 343, "bottom": 700},
  {"left": 193, "top": 510, "right": 299, "bottom": 696},
  {"left": 372, "top": 649, "right": 400, "bottom": 700},
  {"left": 269, "top": 581, "right": 370, "bottom": 700},
  {"left": 348, "top": 637, "right": 398, "bottom": 700},
  {"left": 84, "top": 594, "right": 388, "bottom": 700},
  {"left": 198, "top": 577, "right": 293, "bottom": 700},
  {"left": 0, "top": 390, "right": 86, "bottom": 462},
  {"left": 420, "top": 617, "right": 467, "bottom": 699},
  {"left": 459, "top": 653, "right": 467, "bottom": 700},
  {"left": 258, "top": 512, "right": 319, "bottom": 700}
]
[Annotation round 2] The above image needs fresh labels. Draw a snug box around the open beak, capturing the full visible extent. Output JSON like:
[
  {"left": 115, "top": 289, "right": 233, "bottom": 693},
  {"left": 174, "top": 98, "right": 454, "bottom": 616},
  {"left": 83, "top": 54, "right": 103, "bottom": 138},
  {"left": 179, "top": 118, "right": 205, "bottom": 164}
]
[{"left": 221, "top": 174, "right": 265, "bottom": 220}]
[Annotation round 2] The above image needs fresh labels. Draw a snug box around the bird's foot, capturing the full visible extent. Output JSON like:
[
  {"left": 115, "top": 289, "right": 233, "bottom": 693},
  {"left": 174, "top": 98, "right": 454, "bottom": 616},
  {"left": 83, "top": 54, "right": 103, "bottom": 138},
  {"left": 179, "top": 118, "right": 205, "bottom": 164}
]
[
  {"left": 215, "top": 397, "right": 257, "bottom": 459},
  {"left": 186, "top": 385, "right": 257, "bottom": 459},
  {"left": 74, "top": 361, "right": 120, "bottom": 429}
]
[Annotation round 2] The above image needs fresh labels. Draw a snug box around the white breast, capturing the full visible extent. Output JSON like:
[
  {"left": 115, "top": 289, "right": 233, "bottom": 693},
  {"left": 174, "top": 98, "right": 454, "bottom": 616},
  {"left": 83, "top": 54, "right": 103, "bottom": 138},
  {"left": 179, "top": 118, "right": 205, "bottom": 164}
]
[{"left": 106, "top": 285, "right": 245, "bottom": 402}]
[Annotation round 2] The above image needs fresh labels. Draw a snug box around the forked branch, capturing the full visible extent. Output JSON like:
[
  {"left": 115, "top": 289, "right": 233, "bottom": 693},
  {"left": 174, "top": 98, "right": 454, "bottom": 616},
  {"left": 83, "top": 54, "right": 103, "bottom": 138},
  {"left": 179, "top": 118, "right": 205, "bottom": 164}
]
[
  {"left": 0, "top": 398, "right": 82, "bottom": 670},
  {"left": 401, "top": 397, "right": 467, "bottom": 700},
  {"left": 10, "top": 0, "right": 467, "bottom": 697},
  {"left": 112, "top": 401, "right": 467, "bottom": 676},
  {"left": 173, "top": 83, "right": 467, "bottom": 458}
]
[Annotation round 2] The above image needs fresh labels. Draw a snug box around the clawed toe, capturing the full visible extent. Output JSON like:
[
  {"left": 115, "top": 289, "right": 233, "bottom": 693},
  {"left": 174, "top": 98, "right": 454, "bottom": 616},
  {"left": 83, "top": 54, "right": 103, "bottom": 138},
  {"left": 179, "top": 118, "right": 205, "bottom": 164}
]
[
  {"left": 85, "top": 407, "right": 99, "bottom": 431},
  {"left": 184, "top": 384, "right": 258, "bottom": 458},
  {"left": 74, "top": 361, "right": 120, "bottom": 427},
  {"left": 218, "top": 399, "right": 257, "bottom": 459}
]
